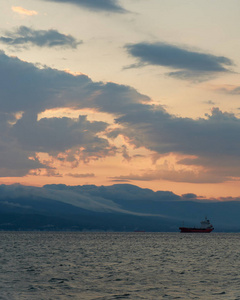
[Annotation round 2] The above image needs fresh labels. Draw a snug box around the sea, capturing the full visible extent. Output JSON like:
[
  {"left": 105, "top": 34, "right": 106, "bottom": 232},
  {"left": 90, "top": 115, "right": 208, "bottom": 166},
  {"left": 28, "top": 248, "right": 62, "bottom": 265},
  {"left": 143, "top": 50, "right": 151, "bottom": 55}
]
[{"left": 0, "top": 232, "right": 240, "bottom": 300}]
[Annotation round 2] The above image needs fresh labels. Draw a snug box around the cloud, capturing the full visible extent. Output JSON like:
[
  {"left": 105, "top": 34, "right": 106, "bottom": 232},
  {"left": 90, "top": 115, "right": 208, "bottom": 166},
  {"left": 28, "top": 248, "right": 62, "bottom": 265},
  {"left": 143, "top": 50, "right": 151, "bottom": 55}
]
[
  {"left": 0, "top": 112, "right": 45, "bottom": 177},
  {"left": 1, "top": 51, "right": 240, "bottom": 183},
  {"left": 0, "top": 51, "right": 148, "bottom": 176},
  {"left": 121, "top": 145, "right": 131, "bottom": 161},
  {"left": 0, "top": 51, "right": 92, "bottom": 114},
  {"left": 111, "top": 168, "right": 227, "bottom": 184},
  {"left": 110, "top": 156, "right": 230, "bottom": 183},
  {"left": 12, "top": 6, "right": 38, "bottom": 16},
  {"left": 0, "top": 26, "right": 81, "bottom": 49},
  {"left": 181, "top": 193, "right": 198, "bottom": 200},
  {"left": 125, "top": 42, "right": 234, "bottom": 81},
  {"left": 167, "top": 70, "right": 215, "bottom": 82},
  {"left": 10, "top": 113, "right": 117, "bottom": 171},
  {"left": 114, "top": 107, "right": 240, "bottom": 157},
  {"left": 110, "top": 106, "right": 240, "bottom": 183},
  {"left": 66, "top": 173, "right": 95, "bottom": 178},
  {"left": 0, "top": 151, "right": 44, "bottom": 177},
  {"left": 0, "top": 51, "right": 149, "bottom": 115},
  {"left": 110, "top": 179, "right": 131, "bottom": 183},
  {"left": 204, "top": 100, "right": 216, "bottom": 105},
  {"left": 215, "top": 85, "right": 240, "bottom": 95},
  {"left": 13, "top": 114, "right": 109, "bottom": 153},
  {"left": 41, "top": 0, "right": 127, "bottom": 13},
  {"left": 30, "top": 169, "right": 63, "bottom": 177}
]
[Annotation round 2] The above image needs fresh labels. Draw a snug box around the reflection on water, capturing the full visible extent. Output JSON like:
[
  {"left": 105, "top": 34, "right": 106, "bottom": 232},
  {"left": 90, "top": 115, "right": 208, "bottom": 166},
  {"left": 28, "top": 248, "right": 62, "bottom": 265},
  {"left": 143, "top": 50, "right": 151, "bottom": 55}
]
[{"left": 0, "top": 232, "right": 239, "bottom": 299}]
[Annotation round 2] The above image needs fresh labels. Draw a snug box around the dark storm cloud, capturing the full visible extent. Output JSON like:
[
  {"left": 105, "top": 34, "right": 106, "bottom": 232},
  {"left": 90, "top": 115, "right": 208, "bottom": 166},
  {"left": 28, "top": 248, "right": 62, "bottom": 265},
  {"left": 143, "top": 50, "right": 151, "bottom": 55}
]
[
  {"left": 42, "top": 0, "right": 127, "bottom": 13},
  {"left": 125, "top": 42, "right": 233, "bottom": 80},
  {"left": 0, "top": 26, "right": 81, "bottom": 49}
]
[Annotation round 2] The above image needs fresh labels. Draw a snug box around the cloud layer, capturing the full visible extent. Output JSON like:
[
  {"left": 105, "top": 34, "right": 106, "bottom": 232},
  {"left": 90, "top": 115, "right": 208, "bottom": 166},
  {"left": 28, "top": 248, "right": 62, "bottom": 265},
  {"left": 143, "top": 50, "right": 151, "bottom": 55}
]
[
  {"left": 125, "top": 42, "right": 233, "bottom": 81},
  {"left": 0, "top": 26, "right": 81, "bottom": 49},
  {"left": 0, "top": 51, "right": 147, "bottom": 176},
  {"left": 0, "top": 51, "right": 240, "bottom": 184}
]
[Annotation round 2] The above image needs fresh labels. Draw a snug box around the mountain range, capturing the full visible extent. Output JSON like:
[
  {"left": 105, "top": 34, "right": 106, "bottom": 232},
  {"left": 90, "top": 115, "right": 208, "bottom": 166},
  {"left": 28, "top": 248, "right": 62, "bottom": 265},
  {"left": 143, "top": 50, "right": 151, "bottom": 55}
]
[{"left": 0, "top": 183, "right": 239, "bottom": 231}]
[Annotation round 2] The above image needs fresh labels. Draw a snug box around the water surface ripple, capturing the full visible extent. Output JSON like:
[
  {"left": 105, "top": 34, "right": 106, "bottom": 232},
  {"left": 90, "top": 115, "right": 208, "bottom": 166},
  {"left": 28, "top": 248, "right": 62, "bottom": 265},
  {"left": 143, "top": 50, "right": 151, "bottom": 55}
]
[{"left": 0, "top": 232, "right": 239, "bottom": 299}]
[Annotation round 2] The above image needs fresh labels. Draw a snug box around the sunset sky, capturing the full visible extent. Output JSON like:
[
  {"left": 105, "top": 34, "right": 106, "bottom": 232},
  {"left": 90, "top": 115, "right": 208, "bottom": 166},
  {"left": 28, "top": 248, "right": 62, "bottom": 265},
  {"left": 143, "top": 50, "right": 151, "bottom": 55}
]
[{"left": 1, "top": 0, "right": 240, "bottom": 198}]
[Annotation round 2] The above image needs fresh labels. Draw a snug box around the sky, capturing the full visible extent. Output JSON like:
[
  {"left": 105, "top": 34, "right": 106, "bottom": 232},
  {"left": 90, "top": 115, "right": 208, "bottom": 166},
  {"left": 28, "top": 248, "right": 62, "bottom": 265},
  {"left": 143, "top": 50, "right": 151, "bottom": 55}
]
[{"left": 0, "top": 0, "right": 240, "bottom": 198}]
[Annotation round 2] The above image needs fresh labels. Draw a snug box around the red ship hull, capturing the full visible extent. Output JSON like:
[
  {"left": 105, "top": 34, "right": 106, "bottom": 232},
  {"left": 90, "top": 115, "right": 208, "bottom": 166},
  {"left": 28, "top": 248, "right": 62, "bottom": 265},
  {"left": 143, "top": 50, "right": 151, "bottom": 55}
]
[{"left": 179, "top": 227, "right": 214, "bottom": 233}]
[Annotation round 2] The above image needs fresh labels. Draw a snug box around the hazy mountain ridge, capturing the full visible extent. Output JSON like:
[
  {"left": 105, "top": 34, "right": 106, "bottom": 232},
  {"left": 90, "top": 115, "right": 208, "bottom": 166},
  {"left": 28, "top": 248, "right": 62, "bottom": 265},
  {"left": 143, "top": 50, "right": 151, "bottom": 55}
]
[{"left": 0, "top": 183, "right": 240, "bottom": 231}]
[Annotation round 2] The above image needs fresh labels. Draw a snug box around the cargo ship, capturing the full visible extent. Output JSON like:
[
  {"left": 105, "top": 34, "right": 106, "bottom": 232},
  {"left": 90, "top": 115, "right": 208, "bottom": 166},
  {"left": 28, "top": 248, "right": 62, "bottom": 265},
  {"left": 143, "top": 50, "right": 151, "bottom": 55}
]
[{"left": 179, "top": 217, "right": 214, "bottom": 233}]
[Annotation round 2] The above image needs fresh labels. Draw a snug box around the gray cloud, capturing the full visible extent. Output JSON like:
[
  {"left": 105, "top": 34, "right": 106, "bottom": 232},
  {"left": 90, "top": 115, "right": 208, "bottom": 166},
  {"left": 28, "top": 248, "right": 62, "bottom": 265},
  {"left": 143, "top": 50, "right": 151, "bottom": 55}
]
[
  {"left": 0, "top": 26, "right": 81, "bottom": 49},
  {"left": 217, "top": 86, "right": 240, "bottom": 95},
  {"left": 0, "top": 51, "right": 149, "bottom": 115},
  {"left": 1, "top": 51, "right": 240, "bottom": 183},
  {"left": 167, "top": 70, "right": 215, "bottom": 82},
  {"left": 114, "top": 107, "right": 240, "bottom": 157},
  {"left": 0, "top": 144, "right": 44, "bottom": 177},
  {"left": 8, "top": 113, "right": 117, "bottom": 174},
  {"left": 0, "top": 51, "right": 147, "bottom": 175},
  {"left": 125, "top": 42, "right": 233, "bottom": 81},
  {"left": 13, "top": 114, "right": 109, "bottom": 153},
  {"left": 0, "top": 112, "right": 45, "bottom": 177},
  {"left": 42, "top": 0, "right": 127, "bottom": 13},
  {"left": 0, "top": 51, "right": 92, "bottom": 113},
  {"left": 110, "top": 107, "right": 240, "bottom": 183}
]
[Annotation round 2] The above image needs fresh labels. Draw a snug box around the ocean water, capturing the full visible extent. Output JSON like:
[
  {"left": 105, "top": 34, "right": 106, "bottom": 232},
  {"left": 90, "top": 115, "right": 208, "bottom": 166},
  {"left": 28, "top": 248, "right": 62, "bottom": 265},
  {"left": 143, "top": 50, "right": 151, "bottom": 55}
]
[{"left": 0, "top": 232, "right": 240, "bottom": 300}]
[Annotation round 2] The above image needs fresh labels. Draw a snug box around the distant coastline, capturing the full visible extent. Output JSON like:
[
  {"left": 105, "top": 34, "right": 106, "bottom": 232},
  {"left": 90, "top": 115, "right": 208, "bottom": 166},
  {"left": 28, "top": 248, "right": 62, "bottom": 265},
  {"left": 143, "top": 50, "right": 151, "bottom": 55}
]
[{"left": 0, "top": 183, "right": 240, "bottom": 232}]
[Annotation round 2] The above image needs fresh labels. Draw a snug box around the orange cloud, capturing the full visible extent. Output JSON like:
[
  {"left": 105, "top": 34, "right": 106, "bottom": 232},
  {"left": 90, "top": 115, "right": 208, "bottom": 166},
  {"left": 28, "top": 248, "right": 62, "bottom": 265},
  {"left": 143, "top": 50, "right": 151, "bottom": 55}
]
[{"left": 12, "top": 6, "right": 38, "bottom": 16}]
